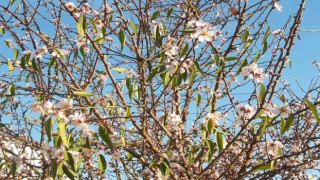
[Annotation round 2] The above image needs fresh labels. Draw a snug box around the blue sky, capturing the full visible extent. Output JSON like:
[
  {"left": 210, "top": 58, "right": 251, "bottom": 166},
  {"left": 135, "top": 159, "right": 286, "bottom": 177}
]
[{"left": 274, "top": 0, "right": 320, "bottom": 95}]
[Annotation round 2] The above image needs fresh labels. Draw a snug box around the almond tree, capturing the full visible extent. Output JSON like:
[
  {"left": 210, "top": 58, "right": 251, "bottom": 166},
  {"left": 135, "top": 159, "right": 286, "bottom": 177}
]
[{"left": 0, "top": 0, "right": 319, "bottom": 179}]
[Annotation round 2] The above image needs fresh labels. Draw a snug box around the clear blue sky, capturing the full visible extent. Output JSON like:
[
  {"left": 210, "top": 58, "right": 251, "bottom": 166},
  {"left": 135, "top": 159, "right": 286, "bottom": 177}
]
[{"left": 274, "top": 0, "right": 320, "bottom": 95}]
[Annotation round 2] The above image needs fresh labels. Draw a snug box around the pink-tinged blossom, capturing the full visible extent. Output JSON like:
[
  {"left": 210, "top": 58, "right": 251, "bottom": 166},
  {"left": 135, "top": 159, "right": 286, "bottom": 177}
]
[
  {"left": 262, "top": 140, "right": 284, "bottom": 159},
  {"left": 187, "top": 19, "right": 221, "bottom": 42},
  {"left": 286, "top": 157, "right": 302, "bottom": 166},
  {"left": 271, "top": 29, "right": 284, "bottom": 36},
  {"left": 241, "top": 63, "right": 268, "bottom": 83},
  {"left": 76, "top": 37, "right": 86, "bottom": 47},
  {"left": 55, "top": 98, "right": 73, "bottom": 110},
  {"left": 35, "top": 46, "right": 48, "bottom": 59},
  {"left": 68, "top": 111, "right": 86, "bottom": 126},
  {"left": 165, "top": 45, "right": 178, "bottom": 59},
  {"left": 235, "top": 104, "right": 256, "bottom": 122},
  {"left": 55, "top": 148, "right": 64, "bottom": 161},
  {"left": 29, "top": 101, "right": 43, "bottom": 113},
  {"left": 272, "top": 103, "right": 291, "bottom": 118},
  {"left": 43, "top": 101, "right": 55, "bottom": 114},
  {"left": 262, "top": 103, "right": 276, "bottom": 118},
  {"left": 203, "top": 112, "right": 222, "bottom": 127},
  {"left": 65, "top": 2, "right": 76, "bottom": 12},
  {"left": 51, "top": 49, "right": 69, "bottom": 59}
]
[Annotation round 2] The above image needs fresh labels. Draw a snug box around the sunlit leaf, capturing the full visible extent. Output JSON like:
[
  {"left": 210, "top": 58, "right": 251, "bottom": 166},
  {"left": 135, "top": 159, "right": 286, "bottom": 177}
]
[
  {"left": 45, "top": 118, "right": 52, "bottom": 141},
  {"left": 216, "top": 132, "right": 224, "bottom": 151},
  {"left": 59, "top": 121, "right": 69, "bottom": 147},
  {"left": 73, "top": 91, "right": 94, "bottom": 97},
  {"left": 305, "top": 100, "right": 319, "bottom": 121},
  {"left": 77, "top": 15, "right": 85, "bottom": 37},
  {"left": 8, "top": 61, "right": 14, "bottom": 74},
  {"left": 98, "top": 154, "right": 107, "bottom": 173},
  {"left": 180, "top": 43, "right": 189, "bottom": 58},
  {"left": 167, "top": 7, "right": 174, "bottom": 18},
  {"left": 118, "top": 29, "right": 126, "bottom": 51},
  {"left": 258, "top": 83, "right": 266, "bottom": 103},
  {"left": 99, "top": 126, "right": 113, "bottom": 147},
  {"left": 281, "top": 114, "right": 294, "bottom": 135},
  {"left": 151, "top": 11, "right": 160, "bottom": 20},
  {"left": 112, "top": 67, "right": 127, "bottom": 73}
]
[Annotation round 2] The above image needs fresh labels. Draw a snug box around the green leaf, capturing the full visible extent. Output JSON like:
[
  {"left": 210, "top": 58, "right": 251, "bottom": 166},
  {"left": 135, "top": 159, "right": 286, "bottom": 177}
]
[
  {"left": 258, "top": 84, "right": 266, "bottom": 103},
  {"left": 180, "top": 29, "right": 196, "bottom": 33},
  {"left": 236, "top": 59, "right": 248, "bottom": 75},
  {"left": 281, "top": 114, "right": 294, "bottom": 135},
  {"left": 262, "top": 26, "right": 271, "bottom": 44},
  {"left": 194, "top": 150, "right": 203, "bottom": 162},
  {"left": 8, "top": 61, "right": 14, "bottom": 74},
  {"left": 193, "top": 60, "right": 203, "bottom": 75},
  {"left": 129, "top": 21, "right": 137, "bottom": 36},
  {"left": 75, "top": 157, "right": 83, "bottom": 173},
  {"left": 225, "top": 56, "right": 238, "bottom": 61},
  {"left": 214, "top": 54, "right": 220, "bottom": 65},
  {"left": 280, "top": 117, "right": 285, "bottom": 134},
  {"left": 0, "top": 26, "right": 5, "bottom": 34},
  {"left": 57, "top": 160, "right": 64, "bottom": 176},
  {"left": 305, "top": 100, "right": 319, "bottom": 121},
  {"left": 13, "top": 49, "right": 19, "bottom": 60},
  {"left": 155, "top": 26, "right": 162, "bottom": 46},
  {"left": 216, "top": 132, "right": 224, "bottom": 151},
  {"left": 77, "top": 15, "right": 85, "bottom": 37},
  {"left": 163, "top": 71, "right": 170, "bottom": 86},
  {"left": 189, "top": 68, "right": 196, "bottom": 84},
  {"left": 62, "top": 165, "right": 76, "bottom": 180},
  {"left": 196, "top": 94, "right": 201, "bottom": 107},
  {"left": 0, "top": 123, "right": 5, "bottom": 128},
  {"left": 242, "top": 29, "right": 250, "bottom": 42},
  {"left": 51, "top": 159, "right": 58, "bottom": 179},
  {"left": 73, "top": 91, "right": 94, "bottom": 97},
  {"left": 32, "top": 58, "right": 39, "bottom": 72},
  {"left": 206, "top": 140, "right": 215, "bottom": 160},
  {"left": 167, "top": 7, "right": 174, "bottom": 18},
  {"left": 206, "top": 119, "right": 213, "bottom": 133},
  {"left": 147, "top": 66, "right": 159, "bottom": 81},
  {"left": 112, "top": 67, "right": 127, "bottom": 73},
  {"left": 126, "top": 151, "right": 133, "bottom": 161},
  {"left": 126, "top": 78, "right": 133, "bottom": 100},
  {"left": 180, "top": 43, "right": 189, "bottom": 58},
  {"left": 67, "top": 152, "right": 75, "bottom": 172},
  {"left": 98, "top": 154, "right": 107, "bottom": 173},
  {"left": 253, "top": 51, "right": 261, "bottom": 63},
  {"left": 59, "top": 121, "right": 69, "bottom": 147},
  {"left": 151, "top": 11, "right": 160, "bottom": 20},
  {"left": 9, "top": 0, "right": 16, "bottom": 6},
  {"left": 262, "top": 41, "right": 268, "bottom": 54},
  {"left": 7, "top": 84, "right": 15, "bottom": 96},
  {"left": 256, "top": 160, "right": 275, "bottom": 170},
  {"left": 99, "top": 126, "right": 113, "bottom": 147},
  {"left": 9, "top": 162, "right": 17, "bottom": 179},
  {"left": 45, "top": 118, "right": 52, "bottom": 141},
  {"left": 160, "top": 158, "right": 171, "bottom": 176},
  {"left": 118, "top": 29, "right": 126, "bottom": 52},
  {"left": 149, "top": 159, "right": 157, "bottom": 168}
]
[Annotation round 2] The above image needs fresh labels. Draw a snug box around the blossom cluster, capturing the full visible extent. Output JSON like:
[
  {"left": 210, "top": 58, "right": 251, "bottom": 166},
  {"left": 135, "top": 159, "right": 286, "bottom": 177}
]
[
  {"left": 187, "top": 19, "right": 222, "bottom": 42},
  {"left": 241, "top": 63, "right": 268, "bottom": 83}
]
